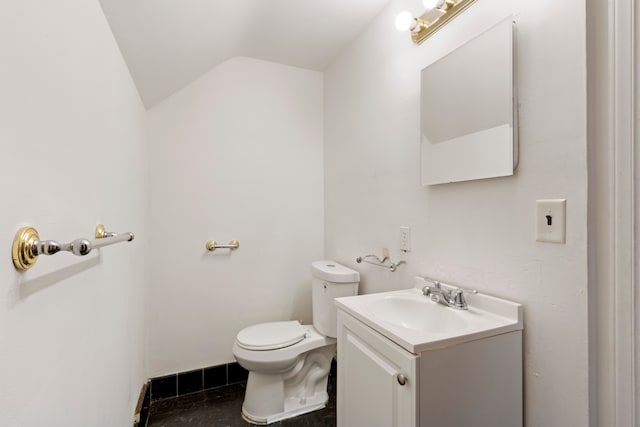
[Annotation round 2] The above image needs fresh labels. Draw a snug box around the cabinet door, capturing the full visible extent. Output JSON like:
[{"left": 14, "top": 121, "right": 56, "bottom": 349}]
[{"left": 337, "top": 311, "right": 418, "bottom": 427}]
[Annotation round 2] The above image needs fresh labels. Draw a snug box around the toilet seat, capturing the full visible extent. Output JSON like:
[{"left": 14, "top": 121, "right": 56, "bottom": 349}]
[
  {"left": 236, "top": 321, "right": 306, "bottom": 351},
  {"left": 233, "top": 325, "right": 335, "bottom": 374}
]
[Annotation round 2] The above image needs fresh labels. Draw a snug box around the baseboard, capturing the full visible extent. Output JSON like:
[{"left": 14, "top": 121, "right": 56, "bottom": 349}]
[
  {"left": 133, "top": 382, "right": 150, "bottom": 427},
  {"left": 148, "top": 362, "right": 248, "bottom": 402}
]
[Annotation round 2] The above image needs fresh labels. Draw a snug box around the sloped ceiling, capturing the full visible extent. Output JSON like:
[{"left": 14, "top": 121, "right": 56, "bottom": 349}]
[{"left": 99, "top": 0, "right": 391, "bottom": 108}]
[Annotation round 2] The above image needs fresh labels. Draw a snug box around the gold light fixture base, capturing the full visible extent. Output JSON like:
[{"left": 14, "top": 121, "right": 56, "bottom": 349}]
[
  {"left": 412, "top": 0, "right": 477, "bottom": 45},
  {"left": 12, "top": 226, "right": 40, "bottom": 271}
]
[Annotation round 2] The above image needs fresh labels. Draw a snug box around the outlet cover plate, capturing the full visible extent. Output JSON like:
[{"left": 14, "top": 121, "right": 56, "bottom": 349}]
[
  {"left": 536, "top": 199, "right": 566, "bottom": 243},
  {"left": 400, "top": 226, "right": 411, "bottom": 252}
]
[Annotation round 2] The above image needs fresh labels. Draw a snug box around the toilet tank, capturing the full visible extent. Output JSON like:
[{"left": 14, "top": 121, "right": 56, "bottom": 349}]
[{"left": 311, "top": 261, "right": 360, "bottom": 338}]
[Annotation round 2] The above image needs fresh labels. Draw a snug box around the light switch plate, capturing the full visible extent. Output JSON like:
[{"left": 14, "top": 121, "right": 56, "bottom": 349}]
[{"left": 536, "top": 199, "right": 566, "bottom": 243}]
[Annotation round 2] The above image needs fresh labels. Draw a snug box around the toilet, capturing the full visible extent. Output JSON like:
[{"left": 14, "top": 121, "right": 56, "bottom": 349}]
[{"left": 232, "top": 261, "right": 360, "bottom": 425}]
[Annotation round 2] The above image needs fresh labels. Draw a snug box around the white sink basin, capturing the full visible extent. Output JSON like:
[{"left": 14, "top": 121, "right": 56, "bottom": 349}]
[
  {"left": 365, "top": 295, "right": 469, "bottom": 333},
  {"left": 335, "top": 277, "right": 523, "bottom": 353}
]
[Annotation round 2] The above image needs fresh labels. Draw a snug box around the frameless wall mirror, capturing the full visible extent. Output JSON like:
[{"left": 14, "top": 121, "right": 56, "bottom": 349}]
[{"left": 421, "top": 17, "right": 518, "bottom": 185}]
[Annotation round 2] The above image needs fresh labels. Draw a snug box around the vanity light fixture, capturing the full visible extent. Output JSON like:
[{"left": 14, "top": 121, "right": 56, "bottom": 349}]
[
  {"left": 395, "top": 11, "right": 427, "bottom": 33},
  {"left": 396, "top": 0, "right": 477, "bottom": 45}
]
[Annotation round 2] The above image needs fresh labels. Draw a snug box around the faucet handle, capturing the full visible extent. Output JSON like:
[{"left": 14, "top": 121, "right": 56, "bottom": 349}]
[
  {"left": 422, "top": 281, "right": 445, "bottom": 304},
  {"left": 451, "top": 288, "right": 477, "bottom": 309},
  {"left": 422, "top": 280, "right": 440, "bottom": 292},
  {"left": 422, "top": 280, "right": 441, "bottom": 295}
]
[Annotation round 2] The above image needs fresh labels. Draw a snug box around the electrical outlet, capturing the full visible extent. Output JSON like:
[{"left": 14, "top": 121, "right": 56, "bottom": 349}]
[
  {"left": 400, "top": 226, "right": 411, "bottom": 252},
  {"left": 536, "top": 199, "right": 566, "bottom": 243}
]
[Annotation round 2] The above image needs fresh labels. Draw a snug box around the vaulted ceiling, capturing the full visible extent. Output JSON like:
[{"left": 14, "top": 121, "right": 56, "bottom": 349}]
[{"left": 99, "top": 0, "right": 391, "bottom": 108}]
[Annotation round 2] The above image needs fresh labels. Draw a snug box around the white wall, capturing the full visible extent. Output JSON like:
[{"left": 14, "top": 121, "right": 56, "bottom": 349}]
[
  {"left": 324, "top": 0, "right": 589, "bottom": 425},
  {"left": 0, "top": 1, "right": 148, "bottom": 426},
  {"left": 146, "top": 57, "right": 324, "bottom": 376}
]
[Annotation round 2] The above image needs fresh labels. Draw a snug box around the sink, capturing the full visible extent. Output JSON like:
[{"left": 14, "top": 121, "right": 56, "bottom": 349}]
[
  {"left": 335, "top": 276, "right": 523, "bottom": 353},
  {"left": 365, "top": 295, "right": 469, "bottom": 333}
]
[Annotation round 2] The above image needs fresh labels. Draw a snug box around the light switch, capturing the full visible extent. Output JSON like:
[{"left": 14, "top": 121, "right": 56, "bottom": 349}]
[{"left": 536, "top": 199, "right": 566, "bottom": 243}]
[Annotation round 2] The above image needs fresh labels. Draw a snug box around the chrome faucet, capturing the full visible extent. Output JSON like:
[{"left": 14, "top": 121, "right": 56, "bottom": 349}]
[{"left": 422, "top": 281, "right": 477, "bottom": 310}]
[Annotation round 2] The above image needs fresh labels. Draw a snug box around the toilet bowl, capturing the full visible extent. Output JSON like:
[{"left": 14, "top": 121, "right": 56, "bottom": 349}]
[{"left": 232, "top": 261, "right": 359, "bottom": 425}]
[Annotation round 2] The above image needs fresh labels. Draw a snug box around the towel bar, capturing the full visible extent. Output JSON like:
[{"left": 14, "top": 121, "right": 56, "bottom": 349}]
[{"left": 12, "top": 224, "right": 134, "bottom": 271}]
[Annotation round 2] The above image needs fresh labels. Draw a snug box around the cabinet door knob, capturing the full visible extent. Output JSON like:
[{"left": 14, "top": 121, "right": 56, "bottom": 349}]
[{"left": 397, "top": 374, "right": 407, "bottom": 386}]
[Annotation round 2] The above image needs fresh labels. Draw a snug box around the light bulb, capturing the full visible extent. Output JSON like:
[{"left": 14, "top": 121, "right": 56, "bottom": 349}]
[
  {"left": 395, "top": 11, "right": 414, "bottom": 32},
  {"left": 422, "top": 0, "right": 445, "bottom": 10}
]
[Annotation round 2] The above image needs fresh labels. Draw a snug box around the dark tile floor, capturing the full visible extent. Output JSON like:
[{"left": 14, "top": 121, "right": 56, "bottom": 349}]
[{"left": 147, "top": 370, "right": 336, "bottom": 427}]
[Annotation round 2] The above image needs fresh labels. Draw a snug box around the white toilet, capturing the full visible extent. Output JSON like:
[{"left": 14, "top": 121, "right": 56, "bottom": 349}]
[{"left": 232, "top": 260, "right": 360, "bottom": 425}]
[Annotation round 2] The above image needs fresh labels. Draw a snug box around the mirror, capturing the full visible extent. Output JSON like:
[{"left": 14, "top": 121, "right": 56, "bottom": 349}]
[{"left": 421, "top": 17, "right": 517, "bottom": 185}]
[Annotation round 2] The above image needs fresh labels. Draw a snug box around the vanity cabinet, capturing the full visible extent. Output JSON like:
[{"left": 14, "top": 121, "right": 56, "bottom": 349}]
[
  {"left": 337, "top": 310, "right": 418, "bottom": 427},
  {"left": 337, "top": 309, "right": 522, "bottom": 427}
]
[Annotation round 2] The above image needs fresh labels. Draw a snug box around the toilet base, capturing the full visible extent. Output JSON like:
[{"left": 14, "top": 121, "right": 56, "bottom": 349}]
[
  {"left": 239, "top": 344, "right": 335, "bottom": 425},
  {"left": 241, "top": 390, "right": 329, "bottom": 425}
]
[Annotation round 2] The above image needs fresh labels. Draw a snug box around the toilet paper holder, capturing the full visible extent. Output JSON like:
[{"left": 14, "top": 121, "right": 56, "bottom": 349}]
[{"left": 205, "top": 239, "right": 240, "bottom": 252}]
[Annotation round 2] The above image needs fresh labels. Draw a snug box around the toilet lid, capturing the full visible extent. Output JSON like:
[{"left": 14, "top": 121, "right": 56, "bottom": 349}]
[{"left": 236, "top": 321, "right": 306, "bottom": 351}]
